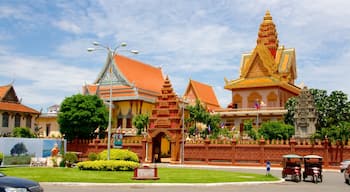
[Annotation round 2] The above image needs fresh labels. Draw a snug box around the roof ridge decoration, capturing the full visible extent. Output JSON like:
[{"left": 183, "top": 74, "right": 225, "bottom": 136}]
[
  {"left": 0, "top": 84, "right": 19, "bottom": 103},
  {"left": 95, "top": 54, "right": 131, "bottom": 86},
  {"left": 257, "top": 10, "right": 279, "bottom": 58}
]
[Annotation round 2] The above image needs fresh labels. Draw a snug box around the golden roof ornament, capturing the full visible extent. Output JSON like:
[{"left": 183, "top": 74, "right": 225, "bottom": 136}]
[{"left": 257, "top": 10, "right": 279, "bottom": 58}]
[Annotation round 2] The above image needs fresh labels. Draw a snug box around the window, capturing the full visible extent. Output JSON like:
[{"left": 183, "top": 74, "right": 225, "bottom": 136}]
[
  {"left": 14, "top": 113, "right": 21, "bottom": 127},
  {"left": 126, "top": 118, "right": 132, "bottom": 128},
  {"left": 46, "top": 124, "right": 51, "bottom": 137},
  {"left": 2, "top": 112, "right": 9, "bottom": 127},
  {"left": 26, "top": 115, "right": 32, "bottom": 128}
]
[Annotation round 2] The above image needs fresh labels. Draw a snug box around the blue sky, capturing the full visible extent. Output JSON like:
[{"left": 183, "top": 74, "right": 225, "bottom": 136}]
[{"left": 1, "top": 0, "right": 350, "bottom": 111}]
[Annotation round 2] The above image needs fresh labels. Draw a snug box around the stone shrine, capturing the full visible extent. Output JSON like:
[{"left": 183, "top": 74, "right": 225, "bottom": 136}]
[{"left": 294, "top": 87, "right": 317, "bottom": 138}]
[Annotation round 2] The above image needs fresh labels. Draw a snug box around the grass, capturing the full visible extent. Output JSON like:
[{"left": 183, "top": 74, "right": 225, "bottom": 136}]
[{"left": 0, "top": 167, "right": 278, "bottom": 183}]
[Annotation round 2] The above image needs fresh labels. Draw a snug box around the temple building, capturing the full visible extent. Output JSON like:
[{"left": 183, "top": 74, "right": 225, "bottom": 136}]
[
  {"left": 216, "top": 11, "right": 300, "bottom": 133},
  {"left": 0, "top": 84, "right": 39, "bottom": 136},
  {"left": 83, "top": 54, "right": 164, "bottom": 135},
  {"left": 183, "top": 79, "right": 220, "bottom": 110}
]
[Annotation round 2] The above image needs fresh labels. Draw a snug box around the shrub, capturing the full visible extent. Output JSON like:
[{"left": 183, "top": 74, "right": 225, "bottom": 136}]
[
  {"left": 64, "top": 152, "right": 78, "bottom": 167},
  {"left": 0, "top": 152, "right": 3, "bottom": 160},
  {"left": 88, "top": 152, "right": 98, "bottom": 161},
  {"left": 98, "top": 149, "right": 139, "bottom": 162},
  {"left": 77, "top": 160, "right": 139, "bottom": 171}
]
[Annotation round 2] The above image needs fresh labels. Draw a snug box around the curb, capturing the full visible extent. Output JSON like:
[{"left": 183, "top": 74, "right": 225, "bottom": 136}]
[{"left": 40, "top": 179, "right": 285, "bottom": 187}]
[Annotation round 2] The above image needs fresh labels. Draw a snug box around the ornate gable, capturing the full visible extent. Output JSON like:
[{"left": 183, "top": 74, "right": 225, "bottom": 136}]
[
  {"left": 96, "top": 55, "right": 130, "bottom": 86},
  {"left": 0, "top": 85, "right": 19, "bottom": 103},
  {"left": 241, "top": 45, "right": 276, "bottom": 78}
]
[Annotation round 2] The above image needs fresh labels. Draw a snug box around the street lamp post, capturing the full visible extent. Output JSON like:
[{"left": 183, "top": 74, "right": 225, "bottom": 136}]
[
  {"left": 88, "top": 42, "right": 138, "bottom": 160},
  {"left": 179, "top": 98, "right": 187, "bottom": 164}
]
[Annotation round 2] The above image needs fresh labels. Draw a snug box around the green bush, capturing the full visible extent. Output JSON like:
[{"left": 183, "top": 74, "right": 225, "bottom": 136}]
[
  {"left": 64, "top": 152, "right": 78, "bottom": 164},
  {"left": 77, "top": 160, "right": 139, "bottom": 171},
  {"left": 0, "top": 152, "right": 3, "bottom": 160},
  {"left": 98, "top": 149, "right": 139, "bottom": 162},
  {"left": 88, "top": 152, "right": 98, "bottom": 161}
]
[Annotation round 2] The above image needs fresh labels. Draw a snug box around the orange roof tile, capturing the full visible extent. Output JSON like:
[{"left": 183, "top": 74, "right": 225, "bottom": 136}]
[
  {"left": 86, "top": 85, "right": 98, "bottom": 94},
  {"left": 0, "top": 102, "right": 39, "bottom": 114},
  {"left": 0, "top": 85, "right": 11, "bottom": 99},
  {"left": 185, "top": 79, "right": 220, "bottom": 109},
  {"left": 114, "top": 55, "right": 164, "bottom": 93}
]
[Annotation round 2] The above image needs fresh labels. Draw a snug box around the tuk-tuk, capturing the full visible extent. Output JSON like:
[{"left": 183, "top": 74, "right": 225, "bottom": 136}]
[
  {"left": 303, "top": 155, "right": 323, "bottom": 183},
  {"left": 282, "top": 154, "right": 303, "bottom": 182}
]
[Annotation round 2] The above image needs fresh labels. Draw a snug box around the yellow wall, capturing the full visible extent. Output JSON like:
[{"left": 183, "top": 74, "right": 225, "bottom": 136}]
[
  {"left": 35, "top": 116, "right": 61, "bottom": 138},
  {"left": 112, "top": 100, "right": 154, "bottom": 129}
]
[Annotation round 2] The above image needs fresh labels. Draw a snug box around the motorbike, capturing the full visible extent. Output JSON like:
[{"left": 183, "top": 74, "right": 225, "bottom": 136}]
[
  {"left": 282, "top": 154, "right": 303, "bottom": 182},
  {"left": 302, "top": 155, "right": 323, "bottom": 183}
]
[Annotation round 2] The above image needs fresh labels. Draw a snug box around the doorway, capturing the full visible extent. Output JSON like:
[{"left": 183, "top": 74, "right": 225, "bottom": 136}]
[{"left": 152, "top": 132, "right": 171, "bottom": 163}]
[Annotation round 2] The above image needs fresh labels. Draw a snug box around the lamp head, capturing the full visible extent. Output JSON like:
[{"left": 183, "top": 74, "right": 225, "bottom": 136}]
[
  {"left": 120, "top": 42, "right": 127, "bottom": 47},
  {"left": 87, "top": 48, "right": 96, "bottom": 52},
  {"left": 92, "top": 41, "right": 100, "bottom": 46},
  {"left": 130, "top": 50, "right": 139, "bottom": 54}
]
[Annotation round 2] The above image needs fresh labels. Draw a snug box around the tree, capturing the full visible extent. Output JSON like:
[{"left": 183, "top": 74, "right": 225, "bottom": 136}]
[
  {"left": 12, "top": 127, "right": 35, "bottom": 138},
  {"left": 132, "top": 113, "right": 149, "bottom": 135},
  {"left": 325, "top": 91, "right": 350, "bottom": 127},
  {"left": 284, "top": 97, "right": 297, "bottom": 126},
  {"left": 258, "top": 121, "right": 294, "bottom": 140},
  {"left": 285, "top": 88, "right": 350, "bottom": 130},
  {"left": 243, "top": 120, "right": 258, "bottom": 140},
  {"left": 10, "top": 142, "right": 28, "bottom": 156},
  {"left": 58, "top": 94, "right": 108, "bottom": 141},
  {"left": 186, "top": 100, "right": 221, "bottom": 138}
]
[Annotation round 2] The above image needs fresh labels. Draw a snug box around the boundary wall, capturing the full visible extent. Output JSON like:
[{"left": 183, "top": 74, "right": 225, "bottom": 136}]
[{"left": 67, "top": 138, "right": 348, "bottom": 168}]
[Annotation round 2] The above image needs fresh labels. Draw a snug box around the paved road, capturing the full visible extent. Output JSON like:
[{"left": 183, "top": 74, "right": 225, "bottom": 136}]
[{"left": 41, "top": 165, "right": 349, "bottom": 192}]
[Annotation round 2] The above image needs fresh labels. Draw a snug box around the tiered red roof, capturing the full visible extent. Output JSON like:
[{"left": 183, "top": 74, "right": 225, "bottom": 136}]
[
  {"left": 149, "top": 76, "right": 181, "bottom": 129},
  {"left": 85, "top": 55, "right": 164, "bottom": 102},
  {"left": 0, "top": 84, "right": 39, "bottom": 114}
]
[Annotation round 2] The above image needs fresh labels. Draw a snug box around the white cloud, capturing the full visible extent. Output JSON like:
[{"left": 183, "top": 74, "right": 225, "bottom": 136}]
[
  {"left": 54, "top": 20, "right": 82, "bottom": 34},
  {"left": 0, "top": 54, "right": 97, "bottom": 108}
]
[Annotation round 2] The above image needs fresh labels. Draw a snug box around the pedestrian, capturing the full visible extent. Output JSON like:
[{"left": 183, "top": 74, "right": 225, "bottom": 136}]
[{"left": 266, "top": 160, "right": 271, "bottom": 176}]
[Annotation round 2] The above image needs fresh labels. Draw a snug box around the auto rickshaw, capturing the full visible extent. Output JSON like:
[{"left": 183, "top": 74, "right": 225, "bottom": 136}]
[
  {"left": 282, "top": 154, "right": 303, "bottom": 182},
  {"left": 303, "top": 155, "right": 323, "bottom": 183}
]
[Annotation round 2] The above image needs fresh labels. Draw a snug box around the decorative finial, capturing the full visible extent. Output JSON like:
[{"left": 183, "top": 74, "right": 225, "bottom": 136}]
[{"left": 263, "top": 10, "right": 273, "bottom": 23}]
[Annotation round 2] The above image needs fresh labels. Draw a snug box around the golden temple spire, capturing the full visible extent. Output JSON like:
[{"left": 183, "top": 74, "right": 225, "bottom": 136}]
[{"left": 257, "top": 10, "right": 279, "bottom": 58}]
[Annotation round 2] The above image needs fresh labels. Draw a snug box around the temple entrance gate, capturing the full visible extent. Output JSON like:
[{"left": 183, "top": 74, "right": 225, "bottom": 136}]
[{"left": 145, "top": 128, "right": 182, "bottom": 163}]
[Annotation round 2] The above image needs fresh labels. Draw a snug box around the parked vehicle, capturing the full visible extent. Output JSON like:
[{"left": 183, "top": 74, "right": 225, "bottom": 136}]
[
  {"left": 282, "top": 154, "right": 303, "bottom": 182},
  {"left": 0, "top": 172, "right": 43, "bottom": 192},
  {"left": 344, "top": 164, "right": 350, "bottom": 184},
  {"left": 340, "top": 160, "right": 350, "bottom": 173},
  {"left": 303, "top": 155, "right": 323, "bottom": 183}
]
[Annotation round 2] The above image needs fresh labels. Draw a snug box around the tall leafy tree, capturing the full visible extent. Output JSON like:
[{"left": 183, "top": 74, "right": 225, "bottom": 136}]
[
  {"left": 284, "top": 97, "right": 297, "bottom": 125},
  {"left": 309, "top": 89, "right": 328, "bottom": 128},
  {"left": 325, "top": 91, "right": 350, "bottom": 127},
  {"left": 58, "top": 94, "right": 108, "bottom": 141},
  {"left": 132, "top": 113, "right": 149, "bottom": 135},
  {"left": 186, "top": 100, "right": 221, "bottom": 138}
]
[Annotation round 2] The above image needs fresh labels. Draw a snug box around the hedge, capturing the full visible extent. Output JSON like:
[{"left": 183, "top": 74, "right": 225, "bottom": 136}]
[
  {"left": 77, "top": 160, "right": 139, "bottom": 171},
  {"left": 98, "top": 149, "right": 139, "bottom": 162}
]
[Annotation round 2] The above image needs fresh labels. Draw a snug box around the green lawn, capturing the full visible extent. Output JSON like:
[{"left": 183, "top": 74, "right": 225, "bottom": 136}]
[{"left": 0, "top": 167, "right": 279, "bottom": 183}]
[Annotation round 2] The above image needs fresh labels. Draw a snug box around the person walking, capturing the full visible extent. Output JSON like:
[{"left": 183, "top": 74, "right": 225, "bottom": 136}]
[{"left": 266, "top": 160, "right": 271, "bottom": 176}]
